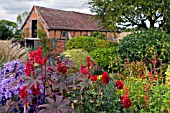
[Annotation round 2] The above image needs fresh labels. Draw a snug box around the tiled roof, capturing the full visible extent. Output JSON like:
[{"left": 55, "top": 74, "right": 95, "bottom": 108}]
[{"left": 35, "top": 6, "right": 106, "bottom": 31}]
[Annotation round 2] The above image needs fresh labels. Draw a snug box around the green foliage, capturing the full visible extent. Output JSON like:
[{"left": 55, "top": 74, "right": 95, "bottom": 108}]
[
  {"left": 37, "top": 28, "right": 50, "bottom": 55},
  {"left": 91, "top": 31, "right": 107, "bottom": 40},
  {"left": 125, "top": 77, "right": 170, "bottom": 112},
  {"left": 66, "top": 36, "right": 112, "bottom": 53},
  {"left": 90, "top": 46, "right": 117, "bottom": 71},
  {"left": 75, "top": 80, "right": 123, "bottom": 113},
  {"left": 16, "top": 11, "right": 29, "bottom": 28},
  {"left": 0, "top": 20, "right": 18, "bottom": 40},
  {"left": 62, "top": 49, "right": 92, "bottom": 69},
  {"left": 118, "top": 29, "right": 170, "bottom": 64},
  {"left": 13, "top": 29, "right": 23, "bottom": 41},
  {"left": 88, "top": 0, "right": 170, "bottom": 29}
]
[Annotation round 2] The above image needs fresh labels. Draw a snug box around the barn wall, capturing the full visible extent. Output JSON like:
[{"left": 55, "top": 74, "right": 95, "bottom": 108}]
[{"left": 22, "top": 7, "right": 48, "bottom": 38}]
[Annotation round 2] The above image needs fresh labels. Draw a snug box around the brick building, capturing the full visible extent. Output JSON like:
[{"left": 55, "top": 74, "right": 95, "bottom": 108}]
[{"left": 22, "top": 6, "right": 118, "bottom": 52}]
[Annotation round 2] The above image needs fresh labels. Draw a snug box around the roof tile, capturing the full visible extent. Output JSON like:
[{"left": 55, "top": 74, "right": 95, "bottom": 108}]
[{"left": 35, "top": 6, "right": 106, "bottom": 31}]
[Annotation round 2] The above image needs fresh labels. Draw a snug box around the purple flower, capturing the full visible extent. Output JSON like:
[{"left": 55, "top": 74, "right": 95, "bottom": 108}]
[{"left": 0, "top": 60, "right": 25, "bottom": 101}]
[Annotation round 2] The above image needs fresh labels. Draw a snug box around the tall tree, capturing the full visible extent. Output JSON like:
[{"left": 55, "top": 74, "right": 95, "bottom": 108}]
[
  {"left": 0, "top": 20, "right": 18, "bottom": 40},
  {"left": 17, "top": 11, "right": 29, "bottom": 28},
  {"left": 88, "top": 0, "right": 170, "bottom": 30}
]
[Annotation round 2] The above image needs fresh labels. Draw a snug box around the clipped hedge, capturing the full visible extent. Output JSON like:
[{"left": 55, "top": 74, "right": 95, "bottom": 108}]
[
  {"left": 62, "top": 49, "right": 92, "bottom": 69},
  {"left": 66, "top": 36, "right": 117, "bottom": 53},
  {"left": 90, "top": 46, "right": 117, "bottom": 70},
  {"left": 118, "top": 30, "right": 170, "bottom": 64}
]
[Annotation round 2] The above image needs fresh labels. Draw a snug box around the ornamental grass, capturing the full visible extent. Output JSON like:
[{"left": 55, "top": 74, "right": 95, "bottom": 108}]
[{"left": 0, "top": 40, "right": 29, "bottom": 66}]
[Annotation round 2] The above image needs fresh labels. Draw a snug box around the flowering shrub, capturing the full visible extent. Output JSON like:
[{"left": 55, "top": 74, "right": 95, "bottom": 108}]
[
  {"left": 123, "top": 77, "right": 170, "bottom": 112},
  {"left": 72, "top": 56, "right": 132, "bottom": 112},
  {"left": 0, "top": 59, "right": 25, "bottom": 103},
  {"left": 0, "top": 46, "right": 131, "bottom": 113}
]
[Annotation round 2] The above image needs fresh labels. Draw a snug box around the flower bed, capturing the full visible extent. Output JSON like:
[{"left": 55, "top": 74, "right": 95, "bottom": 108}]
[{"left": 0, "top": 46, "right": 170, "bottom": 113}]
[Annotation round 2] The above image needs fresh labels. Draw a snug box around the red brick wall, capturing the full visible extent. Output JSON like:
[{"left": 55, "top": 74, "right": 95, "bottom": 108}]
[{"left": 22, "top": 7, "right": 48, "bottom": 38}]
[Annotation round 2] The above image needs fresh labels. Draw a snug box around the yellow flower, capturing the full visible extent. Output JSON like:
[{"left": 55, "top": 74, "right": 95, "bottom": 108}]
[{"left": 97, "top": 75, "right": 102, "bottom": 80}]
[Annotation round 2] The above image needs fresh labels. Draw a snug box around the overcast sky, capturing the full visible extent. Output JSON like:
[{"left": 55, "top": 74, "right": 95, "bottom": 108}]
[{"left": 0, "top": 0, "right": 92, "bottom": 22}]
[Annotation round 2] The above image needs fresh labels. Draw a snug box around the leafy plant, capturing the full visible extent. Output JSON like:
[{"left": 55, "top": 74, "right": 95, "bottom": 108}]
[
  {"left": 124, "top": 77, "right": 170, "bottom": 112},
  {"left": 62, "top": 49, "right": 93, "bottom": 70},
  {"left": 66, "top": 36, "right": 113, "bottom": 53},
  {"left": 91, "top": 31, "right": 107, "bottom": 40},
  {"left": 38, "top": 96, "right": 73, "bottom": 113},
  {"left": 118, "top": 29, "right": 170, "bottom": 64},
  {"left": 90, "top": 46, "right": 117, "bottom": 71},
  {"left": 37, "top": 24, "right": 51, "bottom": 55},
  {"left": 0, "top": 46, "right": 78, "bottom": 113}
]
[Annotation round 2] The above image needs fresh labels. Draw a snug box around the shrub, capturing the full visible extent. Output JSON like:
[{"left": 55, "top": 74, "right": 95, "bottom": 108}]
[
  {"left": 124, "top": 77, "right": 170, "bottom": 112},
  {"left": 62, "top": 49, "right": 92, "bottom": 69},
  {"left": 66, "top": 36, "right": 114, "bottom": 53},
  {"left": 0, "top": 46, "right": 130, "bottom": 113},
  {"left": 117, "top": 29, "right": 170, "bottom": 64},
  {"left": 91, "top": 31, "right": 107, "bottom": 40},
  {"left": 90, "top": 46, "right": 117, "bottom": 71}
]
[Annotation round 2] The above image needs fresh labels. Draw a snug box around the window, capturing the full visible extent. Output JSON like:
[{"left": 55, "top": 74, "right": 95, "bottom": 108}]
[
  {"left": 31, "top": 20, "right": 37, "bottom": 38},
  {"left": 61, "top": 31, "right": 67, "bottom": 37},
  {"left": 52, "top": 39, "right": 57, "bottom": 48}
]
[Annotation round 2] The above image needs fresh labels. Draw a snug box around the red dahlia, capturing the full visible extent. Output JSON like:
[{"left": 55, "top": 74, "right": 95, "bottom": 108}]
[
  {"left": 121, "top": 95, "right": 132, "bottom": 108},
  {"left": 90, "top": 75, "right": 98, "bottom": 82},
  {"left": 80, "top": 66, "right": 89, "bottom": 75},
  {"left": 102, "top": 72, "right": 110, "bottom": 85},
  {"left": 116, "top": 80, "right": 124, "bottom": 90}
]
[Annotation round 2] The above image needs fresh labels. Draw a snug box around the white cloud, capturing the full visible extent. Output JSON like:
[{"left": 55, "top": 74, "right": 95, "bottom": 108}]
[{"left": 0, "top": 0, "right": 92, "bottom": 22}]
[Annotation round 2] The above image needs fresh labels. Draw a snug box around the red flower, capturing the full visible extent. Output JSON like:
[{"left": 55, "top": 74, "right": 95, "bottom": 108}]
[
  {"left": 143, "top": 95, "right": 150, "bottom": 103},
  {"left": 152, "top": 58, "right": 157, "bottom": 65},
  {"left": 86, "top": 56, "right": 90, "bottom": 62},
  {"left": 90, "top": 75, "right": 98, "bottom": 82},
  {"left": 121, "top": 95, "right": 132, "bottom": 108},
  {"left": 87, "top": 61, "right": 92, "bottom": 67},
  {"left": 124, "top": 87, "right": 129, "bottom": 96},
  {"left": 30, "top": 83, "right": 40, "bottom": 95},
  {"left": 102, "top": 72, "right": 110, "bottom": 85},
  {"left": 80, "top": 66, "right": 89, "bottom": 75},
  {"left": 121, "top": 94, "right": 128, "bottom": 100},
  {"left": 148, "top": 71, "right": 152, "bottom": 76},
  {"left": 57, "top": 63, "right": 67, "bottom": 74},
  {"left": 19, "top": 86, "right": 28, "bottom": 99},
  {"left": 25, "top": 61, "right": 34, "bottom": 76},
  {"left": 29, "top": 46, "right": 46, "bottom": 66},
  {"left": 116, "top": 80, "right": 124, "bottom": 90}
]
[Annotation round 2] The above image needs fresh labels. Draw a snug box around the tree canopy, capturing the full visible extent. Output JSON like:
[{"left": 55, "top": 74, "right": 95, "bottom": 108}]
[
  {"left": 88, "top": 0, "right": 170, "bottom": 30},
  {"left": 16, "top": 11, "right": 29, "bottom": 28},
  {"left": 0, "top": 20, "right": 18, "bottom": 40}
]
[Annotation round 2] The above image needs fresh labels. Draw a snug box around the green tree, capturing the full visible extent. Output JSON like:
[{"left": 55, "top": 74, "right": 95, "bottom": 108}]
[
  {"left": 16, "top": 11, "right": 29, "bottom": 28},
  {"left": 88, "top": 0, "right": 170, "bottom": 30},
  {"left": 0, "top": 20, "right": 18, "bottom": 40}
]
